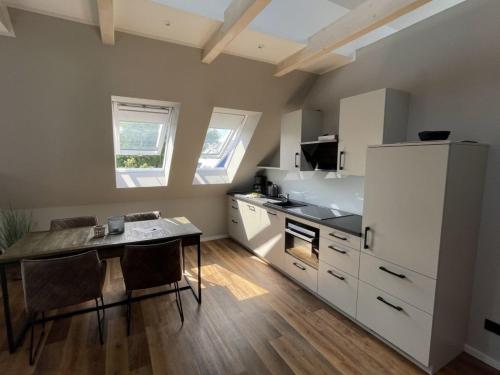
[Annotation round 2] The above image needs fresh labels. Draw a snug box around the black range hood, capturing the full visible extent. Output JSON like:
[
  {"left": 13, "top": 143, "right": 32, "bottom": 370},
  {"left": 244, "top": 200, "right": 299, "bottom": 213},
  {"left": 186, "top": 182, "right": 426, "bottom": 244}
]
[{"left": 300, "top": 140, "right": 338, "bottom": 171}]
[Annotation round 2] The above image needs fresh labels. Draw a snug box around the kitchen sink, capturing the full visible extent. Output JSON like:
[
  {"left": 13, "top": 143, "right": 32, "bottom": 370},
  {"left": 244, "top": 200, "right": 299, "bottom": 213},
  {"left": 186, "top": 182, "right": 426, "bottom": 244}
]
[{"left": 266, "top": 201, "right": 306, "bottom": 208}]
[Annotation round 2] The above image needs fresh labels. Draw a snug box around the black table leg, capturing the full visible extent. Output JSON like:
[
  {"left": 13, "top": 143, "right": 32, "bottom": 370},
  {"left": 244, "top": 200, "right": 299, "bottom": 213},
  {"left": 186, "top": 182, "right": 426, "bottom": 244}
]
[
  {"left": 0, "top": 265, "right": 15, "bottom": 353},
  {"left": 183, "top": 235, "right": 202, "bottom": 304},
  {"left": 197, "top": 235, "right": 202, "bottom": 304}
]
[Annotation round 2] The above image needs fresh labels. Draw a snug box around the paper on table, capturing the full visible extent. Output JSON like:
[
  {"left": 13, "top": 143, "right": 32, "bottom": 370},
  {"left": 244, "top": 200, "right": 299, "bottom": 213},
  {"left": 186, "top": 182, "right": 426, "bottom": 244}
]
[{"left": 133, "top": 226, "right": 162, "bottom": 234}]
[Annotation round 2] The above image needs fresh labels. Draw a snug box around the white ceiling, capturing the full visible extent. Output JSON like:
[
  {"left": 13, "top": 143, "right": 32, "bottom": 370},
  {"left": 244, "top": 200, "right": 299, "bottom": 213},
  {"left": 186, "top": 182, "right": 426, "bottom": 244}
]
[{"left": 5, "top": 0, "right": 467, "bottom": 74}]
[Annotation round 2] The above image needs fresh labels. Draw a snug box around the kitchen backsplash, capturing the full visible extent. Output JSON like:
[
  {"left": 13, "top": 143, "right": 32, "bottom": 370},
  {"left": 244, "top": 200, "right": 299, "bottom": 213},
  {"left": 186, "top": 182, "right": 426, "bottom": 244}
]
[{"left": 264, "top": 170, "right": 364, "bottom": 215}]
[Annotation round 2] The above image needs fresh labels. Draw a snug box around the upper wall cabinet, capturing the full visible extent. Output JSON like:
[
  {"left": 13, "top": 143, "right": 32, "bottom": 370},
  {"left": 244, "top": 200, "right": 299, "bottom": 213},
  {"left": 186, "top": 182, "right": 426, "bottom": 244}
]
[
  {"left": 280, "top": 109, "right": 322, "bottom": 171},
  {"left": 338, "top": 88, "right": 409, "bottom": 176}
]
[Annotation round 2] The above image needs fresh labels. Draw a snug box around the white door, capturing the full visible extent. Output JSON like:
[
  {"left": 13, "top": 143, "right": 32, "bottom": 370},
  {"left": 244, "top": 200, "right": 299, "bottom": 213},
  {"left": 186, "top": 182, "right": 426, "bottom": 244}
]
[
  {"left": 362, "top": 144, "right": 448, "bottom": 278},
  {"left": 254, "top": 208, "right": 285, "bottom": 269},
  {"left": 280, "top": 110, "right": 302, "bottom": 171},
  {"left": 338, "top": 89, "right": 386, "bottom": 176}
]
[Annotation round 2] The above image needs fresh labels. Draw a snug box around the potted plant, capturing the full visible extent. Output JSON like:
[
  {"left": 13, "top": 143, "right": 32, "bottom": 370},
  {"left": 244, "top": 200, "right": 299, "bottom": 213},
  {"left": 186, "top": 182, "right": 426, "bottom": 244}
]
[{"left": 0, "top": 207, "right": 32, "bottom": 279}]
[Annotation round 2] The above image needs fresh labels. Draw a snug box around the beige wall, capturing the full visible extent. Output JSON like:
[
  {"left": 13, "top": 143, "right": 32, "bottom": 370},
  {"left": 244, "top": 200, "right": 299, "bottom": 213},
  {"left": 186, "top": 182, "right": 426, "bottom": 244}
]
[
  {"left": 0, "top": 9, "right": 316, "bottom": 236},
  {"left": 304, "top": 0, "right": 500, "bottom": 367}
]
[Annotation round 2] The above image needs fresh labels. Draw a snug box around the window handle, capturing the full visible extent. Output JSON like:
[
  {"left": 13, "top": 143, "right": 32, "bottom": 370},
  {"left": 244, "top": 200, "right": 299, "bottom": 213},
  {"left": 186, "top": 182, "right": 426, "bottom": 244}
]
[
  {"left": 327, "top": 270, "right": 345, "bottom": 280},
  {"left": 328, "top": 245, "right": 347, "bottom": 254}
]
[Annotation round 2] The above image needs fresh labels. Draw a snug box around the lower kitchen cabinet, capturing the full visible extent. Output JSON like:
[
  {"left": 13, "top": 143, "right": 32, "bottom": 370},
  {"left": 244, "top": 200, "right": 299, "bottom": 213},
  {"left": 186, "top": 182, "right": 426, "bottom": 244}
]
[
  {"left": 253, "top": 208, "right": 285, "bottom": 269},
  {"left": 357, "top": 280, "right": 433, "bottom": 366},
  {"left": 284, "top": 253, "right": 317, "bottom": 292},
  {"left": 228, "top": 197, "right": 285, "bottom": 270},
  {"left": 318, "top": 262, "right": 358, "bottom": 318}
]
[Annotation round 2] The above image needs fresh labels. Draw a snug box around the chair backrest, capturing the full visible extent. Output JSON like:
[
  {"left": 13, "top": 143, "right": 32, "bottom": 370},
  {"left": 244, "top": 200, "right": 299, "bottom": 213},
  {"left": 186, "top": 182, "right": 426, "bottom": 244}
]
[
  {"left": 124, "top": 211, "right": 161, "bottom": 222},
  {"left": 50, "top": 216, "right": 98, "bottom": 231},
  {"left": 21, "top": 250, "right": 105, "bottom": 314},
  {"left": 121, "top": 239, "right": 182, "bottom": 291}
]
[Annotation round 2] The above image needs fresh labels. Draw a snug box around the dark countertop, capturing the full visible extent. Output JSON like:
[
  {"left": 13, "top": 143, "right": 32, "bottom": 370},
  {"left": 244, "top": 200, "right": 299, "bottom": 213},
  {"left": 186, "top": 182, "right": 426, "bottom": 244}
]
[{"left": 228, "top": 192, "right": 363, "bottom": 237}]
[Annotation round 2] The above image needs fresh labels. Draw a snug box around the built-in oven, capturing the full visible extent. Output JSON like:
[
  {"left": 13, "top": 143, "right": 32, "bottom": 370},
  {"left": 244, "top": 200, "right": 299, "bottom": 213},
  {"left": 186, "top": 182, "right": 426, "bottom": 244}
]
[{"left": 285, "top": 218, "right": 320, "bottom": 269}]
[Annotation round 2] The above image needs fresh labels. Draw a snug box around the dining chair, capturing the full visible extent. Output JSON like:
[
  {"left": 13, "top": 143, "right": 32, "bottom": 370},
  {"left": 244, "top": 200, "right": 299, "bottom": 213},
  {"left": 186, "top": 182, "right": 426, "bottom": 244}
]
[
  {"left": 49, "top": 216, "right": 98, "bottom": 231},
  {"left": 124, "top": 211, "right": 161, "bottom": 222},
  {"left": 120, "top": 239, "right": 183, "bottom": 335},
  {"left": 21, "top": 250, "right": 107, "bottom": 365}
]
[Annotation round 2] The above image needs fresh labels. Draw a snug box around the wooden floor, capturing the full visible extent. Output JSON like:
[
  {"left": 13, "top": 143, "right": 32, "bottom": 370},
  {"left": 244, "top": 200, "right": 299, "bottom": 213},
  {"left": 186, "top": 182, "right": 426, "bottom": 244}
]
[{"left": 0, "top": 238, "right": 498, "bottom": 374}]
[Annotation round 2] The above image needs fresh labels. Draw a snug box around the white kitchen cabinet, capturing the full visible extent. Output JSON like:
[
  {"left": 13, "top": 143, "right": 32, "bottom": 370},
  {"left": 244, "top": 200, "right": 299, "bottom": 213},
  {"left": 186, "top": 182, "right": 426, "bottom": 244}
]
[
  {"left": 357, "top": 281, "right": 433, "bottom": 366},
  {"left": 318, "top": 262, "right": 358, "bottom": 318},
  {"left": 360, "top": 141, "right": 488, "bottom": 372},
  {"left": 338, "top": 88, "right": 409, "bottom": 176},
  {"left": 238, "top": 201, "right": 261, "bottom": 249},
  {"left": 284, "top": 253, "right": 318, "bottom": 292},
  {"left": 280, "top": 109, "right": 322, "bottom": 171},
  {"left": 228, "top": 198, "right": 286, "bottom": 270},
  {"left": 228, "top": 197, "right": 246, "bottom": 246},
  {"left": 253, "top": 208, "right": 286, "bottom": 269}
]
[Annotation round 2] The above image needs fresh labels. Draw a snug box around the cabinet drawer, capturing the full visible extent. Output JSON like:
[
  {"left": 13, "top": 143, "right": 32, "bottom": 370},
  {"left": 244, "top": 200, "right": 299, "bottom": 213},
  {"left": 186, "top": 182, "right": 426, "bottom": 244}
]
[
  {"left": 359, "top": 253, "right": 436, "bottom": 314},
  {"left": 318, "top": 262, "right": 358, "bottom": 318},
  {"left": 228, "top": 197, "right": 239, "bottom": 219},
  {"left": 284, "top": 254, "right": 317, "bottom": 292},
  {"left": 319, "top": 239, "right": 359, "bottom": 277},
  {"left": 357, "top": 281, "right": 432, "bottom": 366},
  {"left": 320, "top": 226, "right": 361, "bottom": 250}
]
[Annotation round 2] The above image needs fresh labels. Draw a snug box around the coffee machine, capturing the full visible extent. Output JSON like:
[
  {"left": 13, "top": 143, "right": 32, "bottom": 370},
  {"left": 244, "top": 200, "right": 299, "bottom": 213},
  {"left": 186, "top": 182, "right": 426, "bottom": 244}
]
[{"left": 253, "top": 175, "right": 267, "bottom": 194}]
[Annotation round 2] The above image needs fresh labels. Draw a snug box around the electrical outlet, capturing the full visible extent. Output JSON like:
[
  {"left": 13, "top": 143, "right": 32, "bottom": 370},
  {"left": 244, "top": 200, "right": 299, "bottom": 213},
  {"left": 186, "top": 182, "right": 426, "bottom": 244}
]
[{"left": 484, "top": 319, "right": 500, "bottom": 335}]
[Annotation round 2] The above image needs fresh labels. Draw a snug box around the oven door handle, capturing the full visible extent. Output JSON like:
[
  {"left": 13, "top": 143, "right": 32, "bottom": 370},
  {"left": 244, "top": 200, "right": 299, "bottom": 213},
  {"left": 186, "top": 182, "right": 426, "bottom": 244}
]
[{"left": 285, "top": 228, "right": 314, "bottom": 243}]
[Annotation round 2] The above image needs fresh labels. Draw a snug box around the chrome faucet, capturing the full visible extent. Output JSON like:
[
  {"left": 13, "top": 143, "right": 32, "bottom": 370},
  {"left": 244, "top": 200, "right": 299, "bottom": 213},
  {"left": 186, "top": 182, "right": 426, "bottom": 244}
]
[{"left": 278, "top": 193, "right": 289, "bottom": 202}]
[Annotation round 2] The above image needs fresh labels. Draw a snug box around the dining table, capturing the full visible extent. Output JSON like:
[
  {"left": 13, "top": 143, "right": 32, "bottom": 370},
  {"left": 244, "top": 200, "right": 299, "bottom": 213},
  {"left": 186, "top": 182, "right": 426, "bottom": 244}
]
[{"left": 0, "top": 217, "right": 202, "bottom": 353}]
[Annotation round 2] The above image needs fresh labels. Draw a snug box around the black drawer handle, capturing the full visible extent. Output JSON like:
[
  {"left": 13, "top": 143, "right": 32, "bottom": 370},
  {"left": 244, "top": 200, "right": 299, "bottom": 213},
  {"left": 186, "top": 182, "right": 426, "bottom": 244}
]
[
  {"left": 232, "top": 199, "right": 236, "bottom": 202},
  {"left": 327, "top": 270, "right": 345, "bottom": 280},
  {"left": 231, "top": 220, "right": 238, "bottom": 224},
  {"left": 294, "top": 152, "right": 300, "bottom": 168},
  {"left": 267, "top": 211, "right": 277, "bottom": 216},
  {"left": 379, "top": 266, "right": 406, "bottom": 279},
  {"left": 231, "top": 205, "right": 238, "bottom": 210},
  {"left": 293, "top": 262, "right": 306, "bottom": 271},
  {"left": 364, "top": 227, "right": 370, "bottom": 249},
  {"left": 377, "top": 296, "right": 403, "bottom": 312},
  {"left": 339, "top": 151, "right": 345, "bottom": 170},
  {"left": 330, "top": 233, "right": 347, "bottom": 241},
  {"left": 328, "top": 245, "right": 347, "bottom": 254}
]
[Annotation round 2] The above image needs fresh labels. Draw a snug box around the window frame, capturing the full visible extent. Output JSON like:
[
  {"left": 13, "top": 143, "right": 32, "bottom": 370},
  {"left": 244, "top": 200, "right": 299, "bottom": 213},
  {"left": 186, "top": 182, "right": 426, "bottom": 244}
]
[
  {"left": 111, "top": 96, "right": 180, "bottom": 188},
  {"left": 193, "top": 107, "right": 262, "bottom": 185},
  {"left": 196, "top": 111, "right": 248, "bottom": 171},
  {"left": 113, "top": 101, "right": 174, "bottom": 161}
]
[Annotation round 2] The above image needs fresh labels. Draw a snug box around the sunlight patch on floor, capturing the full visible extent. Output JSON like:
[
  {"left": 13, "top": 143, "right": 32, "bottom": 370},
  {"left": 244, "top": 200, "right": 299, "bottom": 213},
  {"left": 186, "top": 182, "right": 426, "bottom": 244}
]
[{"left": 196, "top": 263, "right": 269, "bottom": 301}]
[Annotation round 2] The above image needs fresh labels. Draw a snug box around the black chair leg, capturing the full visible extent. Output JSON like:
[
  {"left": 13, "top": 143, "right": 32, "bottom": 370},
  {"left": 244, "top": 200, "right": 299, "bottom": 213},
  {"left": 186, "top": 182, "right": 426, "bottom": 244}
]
[
  {"left": 29, "top": 312, "right": 46, "bottom": 366},
  {"left": 126, "top": 291, "right": 132, "bottom": 336},
  {"left": 100, "top": 295, "right": 106, "bottom": 320},
  {"left": 174, "top": 282, "right": 184, "bottom": 324},
  {"left": 95, "top": 299, "right": 104, "bottom": 345}
]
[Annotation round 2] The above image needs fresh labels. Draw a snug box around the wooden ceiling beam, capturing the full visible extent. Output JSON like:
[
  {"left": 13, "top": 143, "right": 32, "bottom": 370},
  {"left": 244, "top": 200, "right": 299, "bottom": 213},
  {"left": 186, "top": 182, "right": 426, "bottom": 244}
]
[
  {"left": 97, "top": 0, "right": 114, "bottom": 45},
  {"left": 202, "top": 0, "right": 271, "bottom": 64},
  {"left": 274, "top": 0, "right": 431, "bottom": 77},
  {"left": 0, "top": 2, "right": 15, "bottom": 37}
]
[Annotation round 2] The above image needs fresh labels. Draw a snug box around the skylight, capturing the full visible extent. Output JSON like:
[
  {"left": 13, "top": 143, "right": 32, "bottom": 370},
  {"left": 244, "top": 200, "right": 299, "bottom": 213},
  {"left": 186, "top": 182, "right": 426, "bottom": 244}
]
[
  {"left": 111, "top": 96, "right": 180, "bottom": 188},
  {"left": 193, "top": 108, "right": 261, "bottom": 185}
]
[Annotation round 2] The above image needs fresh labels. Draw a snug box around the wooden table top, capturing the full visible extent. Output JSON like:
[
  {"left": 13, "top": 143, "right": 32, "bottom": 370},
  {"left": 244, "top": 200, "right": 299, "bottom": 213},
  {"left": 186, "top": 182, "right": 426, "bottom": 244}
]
[{"left": 0, "top": 217, "right": 202, "bottom": 264}]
